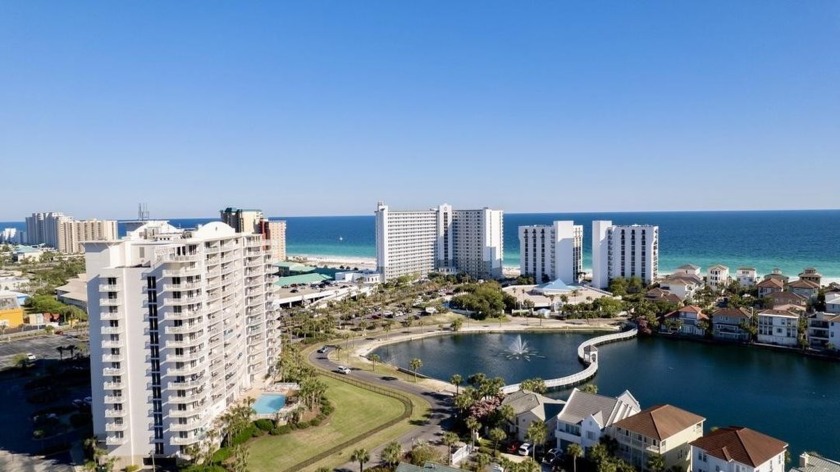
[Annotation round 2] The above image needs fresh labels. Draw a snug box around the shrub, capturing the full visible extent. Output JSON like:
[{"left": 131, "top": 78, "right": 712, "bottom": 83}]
[
  {"left": 254, "top": 419, "right": 274, "bottom": 432},
  {"left": 211, "top": 447, "right": 232, "bottom": 463},
  {"left": 297, "top": 421, "right": 311, "bottom": 429},
  {"left": 274, "top": 424, "right": 292, "bottom": 435},
  {"left": 310, "top": 418, "right": 321, "bottom": 427},
  {"left": 228, "top": 424, "right": 258, "bottom": 446},
  {"left": 124, "top": 465, "right": 141, "bottom": 472}
]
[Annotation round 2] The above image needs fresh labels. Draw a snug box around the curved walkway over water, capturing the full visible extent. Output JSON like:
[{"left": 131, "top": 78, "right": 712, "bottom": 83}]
[{"left": 501, "top": 327, "right": 638, "bottom": 394}]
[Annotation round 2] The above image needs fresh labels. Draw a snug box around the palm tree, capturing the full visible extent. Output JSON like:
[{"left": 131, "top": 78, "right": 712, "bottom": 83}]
[
  {"left": 351, "top": 448, "right": 370, "bottom": 472},
  {"left": 369, "top": 353, "right": 381, "bottom": 371},
  {"left": 526, "top": 421, "right": 547, "bottom": 460},
  {"left": 567, "top": 443, "right": 584, "bottom": 472},
  {"left": 465, "top": 416, "right": 480, "bottom": 446},
  {"left": 474, "top": 452, "right": 491, "bottom": 471},
  {"left": 442, "top": 431, "right": 460, "bottom": 464},
  {"left": 488, "top": 427, "right": 506, "bottom": 453},
  {"left": 647, "top": 453, "right": 666, "bottom": 472},
  {"left": 519, "top": 458, "right": 541, "bottom": 472},
  {"left": 381, "top": 441, "right": 402, "bottom": 468},
  {"left": 409, "top": 358, "right": 422, "bottom": 382},
  {"left": 450, "top": 374, "right": 463, "bottom": 395}
]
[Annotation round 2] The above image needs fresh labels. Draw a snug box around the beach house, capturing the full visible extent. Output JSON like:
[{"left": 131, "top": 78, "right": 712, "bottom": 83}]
[
  {"left": 608, "top": 404, "right": 705, "bottom": 472},
  {"left": 660, "top": 306, "right": 708, "bottom": 337},
  {"left": 690, "top": 426, "right": 787, "bottom": 472},
  {"left": 707, "top": 264, "right": 730, "bottom": 291},
  {"left": 659, "top": 275, "right": 702, "bottom": 301},
  {"left": 826, "top": 292, "right": 840, "bottom": 314},
  {"left": 798, "top": 267, "right": 822, "bottom": 287},
  {"left": 807, "top": 312, "right": 840, "bottom": 349},
  {"left": 756, "top": 278, "right": 784, "bottom": 298},
  {"left": 501, "top": 389, "right": 566, "bottom": 443},
  {"left": 735, "top": 267, "right": 758, "bottom": 287},
  {"left": 756, "top": 310, "right": 799, "bottom": 347},
  {"left": 555, "top": 388, "right": 640, "bottom": 452},
  {"left": 711, "top": 307, "right": 752, "bottom": 342},
  {"left": 788, "top": 279, "right": 820, "bottom": 301}
]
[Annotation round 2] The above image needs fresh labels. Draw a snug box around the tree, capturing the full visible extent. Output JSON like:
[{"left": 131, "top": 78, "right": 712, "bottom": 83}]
[
  {"left": 450, "top": 318, "right": 464, "bottom": 332},
  {"left": 369, "top": 353, "right": 381, "bottom": 371},
  {"left": 567, "top": 443, "right": 584, "bottom": 472},
  {"left": 450, "top": 374, "right": 463, "bottom": 396},
  {"left": 409, "top": 358, "right": 423, "bottom": 382},
  {"left": 526, "top": 421, "right": 547, "bottom": 459},
  {"left": 474, "top": 452, "right": 492, "bottom": 471},
  {"left": 442, "top": 431, "right": 460, "bottom": 464},
  {"left": 465, "top": 416, "right": 480, "bottom": 446},
  {"left": 231, "top": 444, "right": 249, "bottom": 472},
  {"left": 381, "top": 441, "right": 402, "bottom": 468},
  {"left": 520, "top": 378, "right": 546, "bottom": 394},
  {"left": 351, "top": 448, "right": 370, "bottom": 472},
  {"left": 588, "top": 443, "right": 610, "bottom": 468},
  {"left": 647, "top": 453, "right": 666, "bottom": 472},
  {"left": 580, "top": 383, "right": 598, "bottom": 394},
  {"left": 488, "top": 427, "right": 506, "bottom": 452}
]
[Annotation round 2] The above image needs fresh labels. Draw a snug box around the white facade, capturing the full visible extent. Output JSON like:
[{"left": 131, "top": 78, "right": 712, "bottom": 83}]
[
  {"left": 806, "top": 312, "right": 840, "bottom": 349},
  {"left": 592, "top": 221, "right": 659, "bottom": 289},
  {"left": 0, "top": 228, "right": 21, "bottom": 244},
  {"left": 519, "top": 221, "right": 583, "bottom": 284},
  {"left": 736, "top": 268, "right": 758, "bottom": 287},
  {"left": 826, "top": 293, "right": 840, "bottom": 314},
  {"left": 707, "top": 265, "right": 730, "bottom": 291},
  {"left": 756, "top": 310, "right": 799, "bottom": 346},
  {"left": 334, "top": 270, "right": 382, "bottom": 284},
  {"left": 691, "top": 427, "right": 787, "bottom": 472},
  {"left": 25, "top": 212, "right": 118, "bottom": 253},
  {"left": 659, "top": 276, "right": 701, "bottom": 301},
  {"left": 84, "top": 221, "right": 278, "bottom": 468},
  {"left": 555, "top": 389, "right": 639, "bottom": 452},
  {"left": 375, "top": 202, "right": 503, "bottom": 281}
]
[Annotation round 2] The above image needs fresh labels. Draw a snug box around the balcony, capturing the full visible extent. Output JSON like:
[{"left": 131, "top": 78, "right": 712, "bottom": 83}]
[
  {"left": 169, "top": 309, "right": 202, "bottom": 320},
  {"left": 165, "top": 325, "right": 203, "bottom": 335},
  {"left": 101, "top": 340, "right": 122, "bottom": 348},
  {"left": 170, "top": 418, "right": 204, "bottom": 431},
  {"left": 165, "top": 253, "right": 202, "bottom": 263},
  {"left": 103, "top": 367, "right": 125, "bottom": 376},
  {"left": 100, "top": 298, "right": 121, "bottom": 306},
  {"left": 166, "top": 335, "right": 206, "bottom": 349},
  {"left": 106, "top": 436, "right": 127, "bottom": 445},
  {"left": 165, "top": 351, "right": 203, "bottom": 363},
  {"left": 99, "top": 284, "right": 119, "bottom": 291},
  {"left": 172, "top": 436, "right": 200, "bottom": 445},
  {"left": 99, "top": 311, "right": 122, "bottom": 321},
  {"left": 104, "top": 422, "right": 127, "bottom": 431},
  {"left": 163, "top": 267, "right": 201, "bottom": 278},
  {"left": 167, "top": 377, "right": 205, "bottom": 389},
  {"left": 168, "top": 363, "right": 206, "bottom": 377},
  {"left": 163, "top": 281, "right": 202, "bottom": 291},
  {"left": 103, "top": 381, "right": 123, "bottom": 389},
  {"left": 104, "top": 409, "right": 127, "bottom": 418},
  {"left": 102, "top": 354, "right": 124, "bottom": 363},
  {"left": 169, "top": 408, "right": 197, "bottom": 418},
  {"left": 165, "top": 295, "right": 205, "bottom": 306},
  {"left": 103, "top": 395, "right": 124, "bottom": 404}
]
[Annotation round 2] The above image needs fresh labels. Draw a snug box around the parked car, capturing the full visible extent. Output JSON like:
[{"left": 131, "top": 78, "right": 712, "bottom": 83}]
[
  {"left": 543, "top": 448, "right": 558, "bottom": 463},
  {"left": 504, "top": 441, "right": 522, "bottom": 454},
  {"left": 518, "top": 443, "right": 532, "bottom": 456},
  {"left": 337, "top": 366, "right": 351, "bottom": 375},
  {"left": 317, "top": 346, "right": 329, "bottom": 354},
  {"left": 26, "top": 353, "right": 36, "bottom": 361}
]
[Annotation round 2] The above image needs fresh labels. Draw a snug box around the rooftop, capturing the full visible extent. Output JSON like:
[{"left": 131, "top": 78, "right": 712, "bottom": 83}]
[
  {"left": 690, "top": 426, "right": 787, "bottom": 467},
  {"left": 612, "top": 404, "right": 704, "bottom": 440},
  {"left": 712, "top": 307, "right": 752, "bottom": 319},
  {"left": 791, "top": 453, "right": 840, "bottom": 472},
  {"left": 557, "top": 388, "right": 637, "bottom": 427},
  {"left": 274, "top": 273, "right": 332, "bottom": 287}
]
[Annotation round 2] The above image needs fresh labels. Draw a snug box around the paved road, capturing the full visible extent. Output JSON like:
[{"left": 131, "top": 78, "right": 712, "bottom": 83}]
[{"left": 308, "top": 343, "right": 455, "bottom": 471}]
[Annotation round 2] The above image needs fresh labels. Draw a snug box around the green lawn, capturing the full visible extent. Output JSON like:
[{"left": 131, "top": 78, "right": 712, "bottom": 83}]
[{"left": 248, "top": 376, "right": 406, "bottom": 472}]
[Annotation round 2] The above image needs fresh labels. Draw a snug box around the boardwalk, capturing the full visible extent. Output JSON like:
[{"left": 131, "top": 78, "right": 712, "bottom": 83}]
[{"left": 502, "top": 327, "right": 638, "bottom": 394}]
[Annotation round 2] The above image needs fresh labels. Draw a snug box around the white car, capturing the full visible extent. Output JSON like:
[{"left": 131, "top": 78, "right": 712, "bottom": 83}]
[
  {"left": 337, "top": 366, "right": 351, "bottom": 375},
  {"left": 26, "top": 353, "right": 37, "bottom": 361},
  {"left": 518, "top": 442, "right": 532, "bottom": 456}
]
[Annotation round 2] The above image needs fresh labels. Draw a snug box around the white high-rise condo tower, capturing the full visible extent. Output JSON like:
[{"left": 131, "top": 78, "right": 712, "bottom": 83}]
[
  {"left": 518, "top": 221, "right": 583, "bottom": 284},
  {"left": 84, "top": 221, "right": 278, "bottom": 468},
  {"left": 591, "top": 220, "right": 659, "bottom": 289},
  {"left": 375, "top": 202, "right": 504, "bottom": 281}
]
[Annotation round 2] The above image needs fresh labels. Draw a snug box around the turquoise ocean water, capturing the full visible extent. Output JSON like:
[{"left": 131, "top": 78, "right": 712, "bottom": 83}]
[{"left": 4, "top": 210, "right": 839, "bottom": 278}]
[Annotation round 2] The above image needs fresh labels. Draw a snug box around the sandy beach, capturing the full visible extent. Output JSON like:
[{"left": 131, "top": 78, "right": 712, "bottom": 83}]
[{"left": 288, "top": 254, "right": 377, "bottom": 271}]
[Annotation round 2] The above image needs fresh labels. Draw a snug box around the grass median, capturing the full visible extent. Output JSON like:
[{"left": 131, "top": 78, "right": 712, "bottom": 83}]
[{"left": 247, "top": 375, "right": 408, "bottom": 472}]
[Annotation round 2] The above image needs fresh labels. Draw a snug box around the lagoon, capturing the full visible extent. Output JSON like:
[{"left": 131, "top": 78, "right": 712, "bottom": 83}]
[{"left": 373, "top": 333, "right": 840, "bottom": 459}]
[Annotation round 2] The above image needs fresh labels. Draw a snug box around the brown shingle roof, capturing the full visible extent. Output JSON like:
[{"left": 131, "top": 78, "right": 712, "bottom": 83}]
[
  {"left": 757, "top": 278, "right": 784, "bottom": 289},
  {"left": 612, "top": 404, "right": 704, "bottom": 440},
  {"left": 712, "top": 307, "right": 751, "bottom": 319},
  {"left": 766, "top": 291, "right": 806, "bottom": 305},
  {"left": 789, "top": 279, "right": 820, "bottom": 289},
  {"left": 690, "top": 426, "right": 787, "bottom": 467}
]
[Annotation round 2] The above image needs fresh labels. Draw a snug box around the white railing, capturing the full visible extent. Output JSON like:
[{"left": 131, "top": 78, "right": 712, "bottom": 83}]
[{"left": 502, "top": 327, "right": 638, "bottom": 394}]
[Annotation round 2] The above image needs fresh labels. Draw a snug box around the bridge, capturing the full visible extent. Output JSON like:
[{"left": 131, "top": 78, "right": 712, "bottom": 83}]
[{"left": 501, "top": 327, "right": 638, "bottom": 394}]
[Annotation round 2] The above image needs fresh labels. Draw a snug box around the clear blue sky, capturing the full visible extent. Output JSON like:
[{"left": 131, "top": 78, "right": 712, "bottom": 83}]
[{"left": 1, "top": 1, "right": 838, "bottom": 220}]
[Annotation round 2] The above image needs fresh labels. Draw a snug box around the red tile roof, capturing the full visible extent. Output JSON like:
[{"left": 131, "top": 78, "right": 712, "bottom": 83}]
[
  {"left": 788, "top": 279, "right": 820, "bottom": 289},
  {"left": 613, "top": 404, "right": 704, "bottom": 440},
  {"left": 756, "top": 278, "right": 784, "bottom": 289},
  {"left": 690, "top": 427, "right": 787, "bottom": 467}
]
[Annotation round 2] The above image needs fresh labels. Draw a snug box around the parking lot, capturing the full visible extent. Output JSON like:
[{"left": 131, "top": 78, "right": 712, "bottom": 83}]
[{"left": 0, "top": 335, "right": 87, "bottom": 369}]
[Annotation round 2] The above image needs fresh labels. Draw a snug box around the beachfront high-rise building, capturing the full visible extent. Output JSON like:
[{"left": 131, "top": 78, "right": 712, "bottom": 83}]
[
  {"left": 518, "top": 221, "right": 583, "bottom": 284},
  {"left": 592, "top": 220, "right": 659, "bottom": 289},
  {"left": 220, "top": 207, "right": 287, "bottom": 262},
  {"left": 375, "top": 202, "right": 504, "bottom": 281},
  {"left": 83, "top": 221, "right": 278, "bottom": 468},
  {"left": 25, "top": 212, "right": 118, "bottom": 253}
]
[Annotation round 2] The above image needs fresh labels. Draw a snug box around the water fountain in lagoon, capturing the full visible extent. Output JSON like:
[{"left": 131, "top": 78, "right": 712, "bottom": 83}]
[{"left": 504, "top": 335, "right": 543, "bottom": 361}]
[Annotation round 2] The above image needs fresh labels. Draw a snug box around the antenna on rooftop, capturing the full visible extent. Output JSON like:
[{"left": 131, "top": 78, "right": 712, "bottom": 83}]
[{"left": 138, "top": 203, "right": 150, "bottom": 221}]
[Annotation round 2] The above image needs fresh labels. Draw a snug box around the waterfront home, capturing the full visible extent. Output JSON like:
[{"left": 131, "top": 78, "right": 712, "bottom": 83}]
[
  {"left": 660, "top": 306, "right": 708, "bottom": 337},
  {"left": 756, "top": 278, "right": 784, "bottom": 298},
  {"left": 675, "top": 264, "right": 702, "bottom": 277},
  {"left": 707, "top": 264, "right": 730, "bottom": 291},
  {"left": 501, "top": 389, "right": 566, "bottom": 443},
  {"left": 806, "top": 312, "right": 840, "bottom": 349},
  {"left": 645, "top": 288, "right": 682, "bottom": 304},
  {"left": 765, "top": 291, "right": 807, "bottom": 314},
  {"left": 763, "top": 269, "right": 789, "bottom": 285},
  {"left": 690, "top": 426, "right": 787, "bottom": 472},
  {"left": 790, "top": 452, "right": 840, "bottom": 472},
  {"left": 756, "top": 310, "right": 799, "bottom": 347},
  {"left": 826, "top": 292, "right": 840, "bottom": 314},
  {"left": 555, "top": 388, "right": 640, "bottom": 452},
  {"left": 711, "top": 307, "right": 752, "bottom": 342},
  {"left": 660, "top": 275, "right": 702, "bottom": 301},
  {"left": 736, "top": 267, "right": 758, "bottom": 287},
  {"left": 608, "top": 404, "right": 705, "bottom": 472},
  {"left": 788, "top": 279, "right": 820, "bottom": 301},
  {"left": 798, "top": 267, "right": 822, "bottom": 287}
]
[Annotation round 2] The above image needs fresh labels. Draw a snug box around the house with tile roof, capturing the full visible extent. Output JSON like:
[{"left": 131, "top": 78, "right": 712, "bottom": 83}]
[
  {"left": 690, "top": 426, "right": 787, "bottom": 472},
  {"left": 757, "top": 278, "right": 785, "bottom": 298},
  {"left": 790, "top": 452, "right": 840, "bottom": 472},
  {"left": 764, "top": 291, "right": 807, "bottom": 313},
  {"left": 608, "top": 404, "right": 705, "bottom": 472},
  {"left": 501, "top": 389, "right": 566, "bottom": 442},
  {"left": 711, "top": 307, "right": 753, "bottom": 342},
  {"left": 798, "top": 268, "right": 822, "bottom": 287},
  {"left": 660, "top": 275, "right": 702, "bottom": 301},
  {"left": 756, "top": 310, "right": 799, "bottom": 347},
  {"left": 788, "top": 279, "right": 820, "bottom": 301},
  {"left": 707, "top": 264, "right": 730, "bottom": 291},
  {"left": 645, "top": 288, "right": 682, "bottom": 304},
  {"left": 763, "top": 269, "right": 789, "bottom": 284},
  {"left": 660, "top": 306, "right": 708, "bottom": 337},
  {"left": 555, "top": 388, "right": 640, "bottom": 452}
]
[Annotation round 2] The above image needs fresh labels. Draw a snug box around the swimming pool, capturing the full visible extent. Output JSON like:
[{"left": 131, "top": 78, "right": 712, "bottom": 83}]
[{"left": 253, "top": 393, "right": 286, "bottom": 415}]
